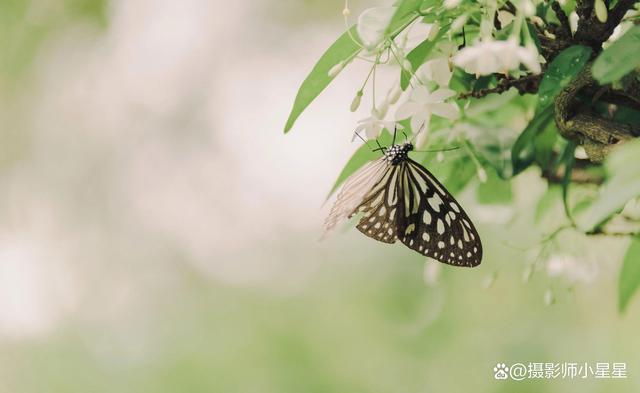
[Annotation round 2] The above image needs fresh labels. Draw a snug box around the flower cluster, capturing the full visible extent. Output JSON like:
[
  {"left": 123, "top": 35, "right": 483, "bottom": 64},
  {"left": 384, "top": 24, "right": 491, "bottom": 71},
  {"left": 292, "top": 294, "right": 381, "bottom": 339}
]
[{"left": 338, "top": 1, "right": 543, "bottom": 147}]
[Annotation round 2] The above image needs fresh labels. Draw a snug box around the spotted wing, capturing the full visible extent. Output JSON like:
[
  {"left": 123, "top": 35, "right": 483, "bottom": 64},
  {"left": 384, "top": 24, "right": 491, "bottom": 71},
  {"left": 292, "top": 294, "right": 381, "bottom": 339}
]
[
  {"left": 323, "top": 158, "right": 389, "bottom": 238},
  {"left": 395, "top": 158, "right": 482, "bottom": 267},
  {"left": 351, "top": 163, "right": 402, "bottom": 244}
]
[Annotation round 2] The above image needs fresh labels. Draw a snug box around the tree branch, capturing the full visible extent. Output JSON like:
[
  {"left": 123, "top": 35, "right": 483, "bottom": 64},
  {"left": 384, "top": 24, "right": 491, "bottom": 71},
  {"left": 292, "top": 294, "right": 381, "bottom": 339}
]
[{"left": 554, "top": 64, "right": 640, "bottom": 162}]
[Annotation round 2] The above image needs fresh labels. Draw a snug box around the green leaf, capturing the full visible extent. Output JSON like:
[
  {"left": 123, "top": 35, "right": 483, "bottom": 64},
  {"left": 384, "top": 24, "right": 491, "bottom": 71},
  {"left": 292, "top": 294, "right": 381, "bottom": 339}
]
[
  {"left": 538, "top": 45, "right": 592, "bottom": 110},
  {"left": 560, "top": 141, "right": 577, "bottom": 222},
  {"left": 619, "top": 236, "right": 640, "bottom": 313},
  {"left": 593, "top": 25, "right": 640, "bottom": 84},
  {"left": 511, "top": 105, "right": 554, "bottom": 175},
  {"left": 578, "top": 139, "right": 640, "bottom": 231},
  {"left": 533, "top": 118, "right": 559, "bottom": 167},
  {"left": 284, "top": 26, "right": 362, "bottom": 133},
  {"left": 400, "top": 23, "right": 449, "bottom": 90}
]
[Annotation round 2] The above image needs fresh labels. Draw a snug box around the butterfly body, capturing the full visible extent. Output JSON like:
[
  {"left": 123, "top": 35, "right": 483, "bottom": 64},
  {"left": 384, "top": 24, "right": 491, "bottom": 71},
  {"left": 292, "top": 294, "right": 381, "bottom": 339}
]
[
  {"left": 383, "top": 142, "right": 413, "bottom": 165},
  {"left": 325, "top": 142, "right": 482, "bottom": 267}
]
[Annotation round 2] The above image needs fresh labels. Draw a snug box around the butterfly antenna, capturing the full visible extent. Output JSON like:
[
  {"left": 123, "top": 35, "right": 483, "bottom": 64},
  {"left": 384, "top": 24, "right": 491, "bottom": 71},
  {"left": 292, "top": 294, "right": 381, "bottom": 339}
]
[
  {"left": 373, "top": 139, "right": 385, "bottom": 153},
  {"left": 413, "top": 145, "right": 460, "bottom": 153},
  {"left": 353, "top": 130, "right": 375, "bottom": 151},
  {"left": 409, "top": 121, "right": 426, "bottom": 144},
  {"left": 392, "top": 125, "right": 397, "bottom": 145}
]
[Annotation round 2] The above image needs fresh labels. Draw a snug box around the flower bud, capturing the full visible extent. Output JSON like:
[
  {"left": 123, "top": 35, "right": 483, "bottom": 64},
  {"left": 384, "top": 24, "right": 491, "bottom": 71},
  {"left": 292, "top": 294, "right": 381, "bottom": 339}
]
[
  {"left": 428, "top": 22, "right": 440, "bottom": 40},
  {"left": 544, "top": 288, "right": 555, "bottom": 306},
  {"left": 423, "top": 260, "right": 441, "bottom": 287},
  {"left": 350, "top": 91, "right": 362, "bottom": 112},
  {"left": 328, "top": 61, "right": 344, "bottom": 78},
  {"left": 477, "top": 167, "right": 487, "bottom": 183},
  {"left": 522, "top": 265, "right": 533, "bottom": 283},
  {"left": 530, "top": 15, "right": 544, "bottom": 27},
  {"left": 521, "top": 0, "right": 535, "bottom": 17},
  {"left": 451, "top": 14, "right": 468, "bottom": 32},
  {"left": 482, "top": 272, "right": 497, "bottom": 289},
  {"left": 595, "top": 0, "right": 608, "bottom": 23},
  {"left": 342, "top": 7, "right": 351, "bottom": 17},
  {"left": 443, "top": 0, "right": 461, "bottom": 9}
]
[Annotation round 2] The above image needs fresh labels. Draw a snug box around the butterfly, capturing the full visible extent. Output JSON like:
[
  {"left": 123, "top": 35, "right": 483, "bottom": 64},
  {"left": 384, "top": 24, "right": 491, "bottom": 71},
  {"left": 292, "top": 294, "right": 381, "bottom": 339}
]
[{"left": 324, "top": 133, "right": 482, "bottom": 267}]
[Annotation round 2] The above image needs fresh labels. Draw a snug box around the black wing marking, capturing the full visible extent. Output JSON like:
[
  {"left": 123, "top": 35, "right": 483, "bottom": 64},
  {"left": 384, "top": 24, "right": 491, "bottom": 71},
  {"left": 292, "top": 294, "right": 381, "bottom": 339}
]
[
  {"left": 396, "top": 158, "right": 482, "bottom": 267},
  {"left": 351, "top": 163, "right": 402, "bottom": 244}
]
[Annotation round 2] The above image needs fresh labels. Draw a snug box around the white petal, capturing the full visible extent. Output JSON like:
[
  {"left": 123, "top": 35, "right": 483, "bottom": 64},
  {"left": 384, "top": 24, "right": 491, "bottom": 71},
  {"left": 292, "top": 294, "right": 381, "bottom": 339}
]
[
  {"left": 475, "top": 52, "right": 501, "bottom": 75},
  {"left": 415, "top": 120, "right": 431, "bottom": 148},
  {"left": 417, "top": 58, "right": 452, "bottom": 87},
  {"left": 431, "top": 102, "right": 459, "bottom": 120},
  {"left": 428, "top": 88, "right": 456, "bottom": 103},
  {"left": 410, "top": 86, "right": 431, "bottom": 103},
  {"left": 497, "top": 10, "right": 514, "bottom": 27},
  {"left": 354, "top": 123, "right": 368, "bottom": 132},
  {"left": 411, "top": 112, "right": 430, "bottom": 134},
  {"left": 357, "top": 7, "right": 396, "bottom": 49},
  {"left": 518, "top": 46, "right": 542, "bottom": 74},
  {"left": 365, "top": 124, "right": 383, "bottom": 139},
  {"left": 395, "top": 101, "right": 420, "bottom": 120}
]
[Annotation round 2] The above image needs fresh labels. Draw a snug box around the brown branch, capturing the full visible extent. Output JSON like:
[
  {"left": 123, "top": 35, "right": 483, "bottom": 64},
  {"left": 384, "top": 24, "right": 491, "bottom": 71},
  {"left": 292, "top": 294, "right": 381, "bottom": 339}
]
[
  {"left": 458, "top": 74, "right": 542, "bottom": 99},
  {"left": 551, "top": 1, "right": 572, "bottom": 39},
  {"left": 541, "top": 166, "right": 604, "bottom": 185},
  {"left": 583, "top": 86, "right": 640, "bottom": 113},
  {"left": 574, "top": 0, "right": 638, "bottom": 49},
  {"left": 554, "top": 64, "right": 640, "bottom": 162}
]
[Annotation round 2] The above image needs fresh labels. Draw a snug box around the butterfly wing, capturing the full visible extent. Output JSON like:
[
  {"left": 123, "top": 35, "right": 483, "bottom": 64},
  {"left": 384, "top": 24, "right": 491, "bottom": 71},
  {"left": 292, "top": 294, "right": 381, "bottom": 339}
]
[
  {"left": 352, "top": 163, "right": 402, "bottom": 243},
  {"left": 323, "top": 157, "right": 389, "bottom": 238},
  {"left": 396, "top": 158, "right": 482, "bottom": 267}
]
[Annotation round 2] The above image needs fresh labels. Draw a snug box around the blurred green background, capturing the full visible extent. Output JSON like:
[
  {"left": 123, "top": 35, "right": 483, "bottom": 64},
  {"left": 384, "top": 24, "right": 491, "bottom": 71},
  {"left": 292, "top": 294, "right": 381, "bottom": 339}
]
[{"left": 0, "top": 1, "right": 638, "bottom": 392}]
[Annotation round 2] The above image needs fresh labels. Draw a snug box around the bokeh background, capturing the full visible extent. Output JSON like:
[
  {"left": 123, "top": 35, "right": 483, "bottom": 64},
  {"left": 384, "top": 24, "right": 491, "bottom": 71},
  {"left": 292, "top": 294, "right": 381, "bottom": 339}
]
[{"left": 0, "top": 0, "right": 638, "bottom": 392}]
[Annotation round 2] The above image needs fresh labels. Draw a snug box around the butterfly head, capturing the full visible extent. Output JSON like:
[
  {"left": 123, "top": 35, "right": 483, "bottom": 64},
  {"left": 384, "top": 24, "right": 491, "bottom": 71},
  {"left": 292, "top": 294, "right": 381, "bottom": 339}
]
[{"left": 384, "top": 143, "right": 413, "bottom": 165}]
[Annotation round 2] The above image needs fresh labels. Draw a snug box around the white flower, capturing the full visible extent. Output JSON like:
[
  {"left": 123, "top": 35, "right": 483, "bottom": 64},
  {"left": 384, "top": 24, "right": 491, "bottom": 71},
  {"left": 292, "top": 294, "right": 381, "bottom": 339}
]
[
  {"left": 416, "top": 57, "right": 452, "bottom": 87},
  {"left": 453, "top": 38, "right": 541, "bottom": 76},
  {"left": 395, "top": 86, "right": 459, "bottom": 145},
  {"left": 357, "top": 6, "right": 396, "bottom": 50},
  {"left": 546, "top": 254, "right": 598, "bottom": 284},
  {"left": 354, "top": 110, "right": 399, "bottom": 140}
]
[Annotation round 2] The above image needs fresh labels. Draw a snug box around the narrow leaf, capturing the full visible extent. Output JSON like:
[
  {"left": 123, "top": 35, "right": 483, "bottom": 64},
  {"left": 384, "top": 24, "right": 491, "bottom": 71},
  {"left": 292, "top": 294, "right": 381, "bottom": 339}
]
[
  {"left": 593, "top": 25, "right": 640, "bottom": 84},
  {"left": 619, "top": 236, "right": 640, "bottom": 313},
  {"left": 511, "top": 105, "right": 554, "bottom": 175},
  {"left": 284, "top": 26, "right": 362, "bottom": 133},
  {"left": 560, "top": 141, "right": 577, "bottom": 222}
]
